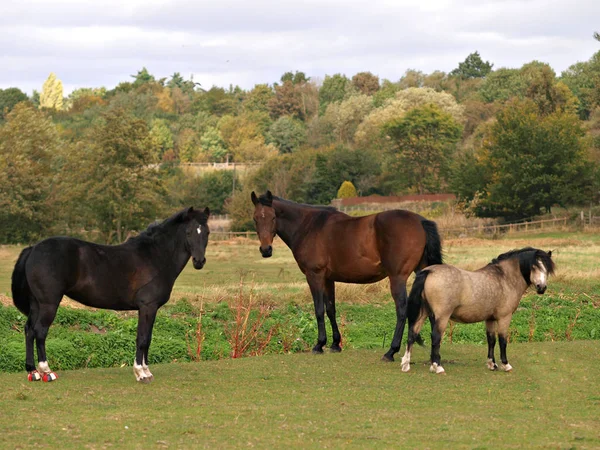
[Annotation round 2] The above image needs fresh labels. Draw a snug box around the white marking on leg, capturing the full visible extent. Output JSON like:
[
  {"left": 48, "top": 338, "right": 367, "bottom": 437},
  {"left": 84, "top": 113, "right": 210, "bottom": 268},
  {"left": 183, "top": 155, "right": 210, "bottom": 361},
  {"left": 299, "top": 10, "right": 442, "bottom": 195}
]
[
  {"left": 142, "top": 356, "right": 153, "bottom": 380},
  {"left": 487, "top": 358, "right": 498, "bottom": 371},
  {"left": 502, "top": 363, "right": 513, "bottom": 372},
  {"left": 429, "top": 362, "right": 445, "bottom": 374},
  {"left": 133, "top": 360, "right": 147, "bottom": 382},
  {"left": 37, "top": 361, "right": 51, "bottom": 374},
  {"left": 401, "top": 350, "right": 412, "bottom": 372}
]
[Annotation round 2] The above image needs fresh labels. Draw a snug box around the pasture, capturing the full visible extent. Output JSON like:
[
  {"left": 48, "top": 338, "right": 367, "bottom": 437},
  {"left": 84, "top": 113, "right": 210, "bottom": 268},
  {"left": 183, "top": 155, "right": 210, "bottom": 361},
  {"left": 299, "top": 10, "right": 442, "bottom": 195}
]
[{"left": 1, "top": 230, "right": 600, "bottom": 447}]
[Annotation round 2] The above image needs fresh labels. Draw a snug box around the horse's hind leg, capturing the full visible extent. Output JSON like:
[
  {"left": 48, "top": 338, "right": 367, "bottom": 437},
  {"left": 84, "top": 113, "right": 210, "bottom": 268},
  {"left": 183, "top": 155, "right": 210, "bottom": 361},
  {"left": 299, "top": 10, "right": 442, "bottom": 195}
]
[
  {"left": 430, "top": 314, "right": 449, "bottom": 374},
  {"left": 401, "top": 308, "right": 428, "bottom": 372},
  {"left": 33, "top": 302, "right": 60, "bottom": 382},
  {"left": 24, "top": 314, "right": 41, "bottom": 381},
  {"left": 382, "top": 276, "right": 408, "bottom": 362},
  {"left": 324, "top": 280, "right": 342, "bottom": 352},
  {"left": 307, "top": 273, "right": 328, "bottom": 354},
  {"left": 486, "top": 320, "right": 499, "bottom": 370},
  {"left": 496, "top": 316, "right": 513, "bottom": 372}
]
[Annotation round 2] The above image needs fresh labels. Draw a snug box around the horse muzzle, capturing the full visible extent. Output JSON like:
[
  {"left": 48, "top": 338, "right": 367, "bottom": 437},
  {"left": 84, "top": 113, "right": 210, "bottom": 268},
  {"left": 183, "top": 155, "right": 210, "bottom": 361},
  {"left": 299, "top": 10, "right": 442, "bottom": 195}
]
[
  {"left": 192, "top": 257, "right": 206, "bottom": 269},
  {"left": 259, "top": 245, "right": 273, "bottom": 258},
  {"left": 536, "top": 285, "right": 546, "bottom": 294}
]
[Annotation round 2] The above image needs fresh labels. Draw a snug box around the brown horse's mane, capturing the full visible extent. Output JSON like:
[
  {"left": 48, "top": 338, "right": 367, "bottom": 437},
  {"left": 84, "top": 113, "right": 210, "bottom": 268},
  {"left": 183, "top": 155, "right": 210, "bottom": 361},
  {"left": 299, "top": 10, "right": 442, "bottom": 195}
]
[
  {"left": 257, "top": 194, "right": 338, "bottom": 213},
  {"left": 488, "top": 247, "right": 555, "bottom": 283}
]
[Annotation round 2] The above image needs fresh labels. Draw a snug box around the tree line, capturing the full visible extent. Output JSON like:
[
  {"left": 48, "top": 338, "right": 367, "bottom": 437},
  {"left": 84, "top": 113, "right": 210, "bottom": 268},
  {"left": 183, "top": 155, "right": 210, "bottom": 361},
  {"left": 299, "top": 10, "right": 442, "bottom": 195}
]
[{"left": 1, "top": 41, "right": 600, "bottom": 242}]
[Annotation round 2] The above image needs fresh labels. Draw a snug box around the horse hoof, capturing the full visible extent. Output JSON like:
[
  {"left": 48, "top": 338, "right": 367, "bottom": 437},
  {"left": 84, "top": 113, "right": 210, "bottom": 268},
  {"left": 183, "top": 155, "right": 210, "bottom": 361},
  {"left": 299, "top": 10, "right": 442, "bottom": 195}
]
[
  {"left": 381, "top": 355, "right": 394, "bottom": 362},
  {"left": 401, "top": 363, "right": 411, "bottom": 373},
  {"left": 486, "top": 359, "right": 498, "bottom": 371},
  {"left": 330, "top": 345, "right": 342, "bottom": 353},
  {"left": 312, "top": 348, "right": 324, "bottom": 355},
  {"left": 28, "top": 371, "right": 42, "bottom": 382},
  {"left": 502, "top": 363, "right": 513, "bottom": 372},
  {"left": 430, "top": 363, "right": 445, "bottom": 374},
  {"left": 138, "top": 376, "right": 152, "bottom": 384},
  {"left": 42, "top": 372, "right": 58, "bottom": 382}
]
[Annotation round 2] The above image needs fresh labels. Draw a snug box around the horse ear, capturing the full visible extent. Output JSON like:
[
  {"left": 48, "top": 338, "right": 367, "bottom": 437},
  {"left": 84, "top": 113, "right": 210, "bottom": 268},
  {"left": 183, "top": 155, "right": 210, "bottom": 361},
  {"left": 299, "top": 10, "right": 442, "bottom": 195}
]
[
  {"left": 266, "top": 190, "right": 273, "bottom": 201},
  {"left": 185, "top": 206, "right": 194, "bottom": 220},
  {"left": 251, "top": 191, "right": 258, "bottom": 205},
  {"left": 203, "top": 207, "right": 210, "bottom": 217},
  {"left": 547, "top": 250, "right": 552, "bottom": 257}
]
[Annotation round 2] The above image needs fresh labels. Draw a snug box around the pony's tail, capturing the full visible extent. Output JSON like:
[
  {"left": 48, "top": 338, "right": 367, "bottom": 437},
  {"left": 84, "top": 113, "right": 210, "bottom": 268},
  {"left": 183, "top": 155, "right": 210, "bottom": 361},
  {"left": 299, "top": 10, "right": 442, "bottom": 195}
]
[
  {"left": 11, "top": 247, "right": 33, "bottom": 316},
  {"left": 420, "top": 219, "right": 443, "bottom": 267},
  {"left": 407, "top": 269, "right": 431, "bottom": 347}
]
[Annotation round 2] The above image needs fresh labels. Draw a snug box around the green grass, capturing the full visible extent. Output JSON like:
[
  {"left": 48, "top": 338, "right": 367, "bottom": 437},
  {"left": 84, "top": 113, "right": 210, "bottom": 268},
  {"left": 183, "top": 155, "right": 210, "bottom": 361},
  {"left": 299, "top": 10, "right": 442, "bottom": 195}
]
[{"left": 0, "top": 341, "right": 598, "bottom": 448}]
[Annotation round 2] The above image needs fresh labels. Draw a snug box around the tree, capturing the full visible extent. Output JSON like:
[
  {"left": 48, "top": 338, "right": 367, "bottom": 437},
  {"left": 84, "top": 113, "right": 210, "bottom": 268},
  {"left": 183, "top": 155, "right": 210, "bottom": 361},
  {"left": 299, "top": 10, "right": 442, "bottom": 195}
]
[
  {"left": 148, "top": 119, "right": 174, "bottom": 160},
  {"left": 268, "top": 81, "right": 304, "bottom": 120},
  {"left": 318, "top": 74, "right": 350, "bottom": 114},
  {"left": 181, "top": 170, "right": 237, "bottom": 214},
  {"left": 0, "top": 103, "right": 59, "bottom": 242},
  {"left": 351, "top": 72, "right": 380, "bottom": 95},
  {"left": 131, "top": 67, "right": 156, "bottom": 87},
  {"left": 267, "top": 116, "right": 307, "bottom": 153},
  {"left": 478, "top": 68, "right": 526, "bottom": 103},
  {"left": 56, "top": 108, "right": 165, "bottom": 242},
  {"left": 243, "top": 84, "right": 274, "bottom": 115},
  {"left": 561, "top": 51, "right": 600, "bottom": 119},
  {"left": 337, "top": 181, "right": 357, "bottom": 198},
  {"left": 0, "top": 88, "right": 28, "bottom": 119},
  {"left": 466, "top": 100, "right": 593, "bottom": 218},
  {"left": 280, "top": 71, "right": 309, "bottom": 85},
  {"left": 451, "top": 51, "right": 493, "bottom": 79},
  {"left": 200, "top": 127, "right": 228, "bottom": 161},
  {"left": 384, "top": 104, "right": 463, "bottom": 194},
  {"left": 321, "top": 94, "right": 373, "bottom": 144},
  {"left": 40, "top": 72, "right": 64, "bottom": 110}
]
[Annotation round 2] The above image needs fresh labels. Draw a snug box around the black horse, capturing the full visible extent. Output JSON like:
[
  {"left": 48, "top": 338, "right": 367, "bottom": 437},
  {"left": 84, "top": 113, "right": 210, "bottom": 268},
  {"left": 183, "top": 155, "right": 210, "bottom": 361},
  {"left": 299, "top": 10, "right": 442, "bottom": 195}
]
[{"left": 11, "top": 207, "right": 210, "bottom": 383}]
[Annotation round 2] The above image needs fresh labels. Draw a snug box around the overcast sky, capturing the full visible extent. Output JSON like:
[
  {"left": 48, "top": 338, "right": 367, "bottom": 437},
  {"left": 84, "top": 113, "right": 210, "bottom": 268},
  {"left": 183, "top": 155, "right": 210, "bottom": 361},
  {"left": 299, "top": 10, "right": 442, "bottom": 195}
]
[{"left": 1, "top": 0, "right": 599, "bottom": 95}]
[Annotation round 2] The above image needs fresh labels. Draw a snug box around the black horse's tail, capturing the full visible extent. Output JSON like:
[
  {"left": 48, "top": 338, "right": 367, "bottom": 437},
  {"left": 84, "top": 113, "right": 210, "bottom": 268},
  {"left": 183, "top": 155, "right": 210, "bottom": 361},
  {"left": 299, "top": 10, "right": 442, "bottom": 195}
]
[
  {"left": 407, "top": 269, "right": 431, "bottom": 347},
  {"left": 420, "top": 219, "right": 443, "bottom": 267},
  {"left": 11, "top": 246, "right": 33, "bottom": 316}
]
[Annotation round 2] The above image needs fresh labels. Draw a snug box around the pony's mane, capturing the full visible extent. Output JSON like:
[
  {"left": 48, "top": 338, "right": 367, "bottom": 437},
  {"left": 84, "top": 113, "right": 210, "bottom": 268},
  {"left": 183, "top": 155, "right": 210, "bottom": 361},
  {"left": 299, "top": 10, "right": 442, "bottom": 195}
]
[
  {"left": 129, "top": 208, "right": 208, "bottom": 243},
  {"left": 257, "top": 194, "right": 338, "bottom": 212},
  {"left": 489, "top": 247, "right": 555, "bottom": 283}
]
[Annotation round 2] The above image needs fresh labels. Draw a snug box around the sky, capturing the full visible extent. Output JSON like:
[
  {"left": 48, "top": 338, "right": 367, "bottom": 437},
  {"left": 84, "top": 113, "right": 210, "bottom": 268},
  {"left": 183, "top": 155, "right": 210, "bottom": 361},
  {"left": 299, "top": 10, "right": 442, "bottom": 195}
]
[{"left": 1, "top": 0, "right": 599, "bottom": 95}]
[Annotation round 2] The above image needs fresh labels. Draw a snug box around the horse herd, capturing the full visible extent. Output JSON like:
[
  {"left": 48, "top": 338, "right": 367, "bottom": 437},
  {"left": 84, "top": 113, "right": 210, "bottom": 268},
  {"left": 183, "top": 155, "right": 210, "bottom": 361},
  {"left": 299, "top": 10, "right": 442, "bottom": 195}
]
[{"left": 10, "top": 191, "right": 555, "bottom": 383}]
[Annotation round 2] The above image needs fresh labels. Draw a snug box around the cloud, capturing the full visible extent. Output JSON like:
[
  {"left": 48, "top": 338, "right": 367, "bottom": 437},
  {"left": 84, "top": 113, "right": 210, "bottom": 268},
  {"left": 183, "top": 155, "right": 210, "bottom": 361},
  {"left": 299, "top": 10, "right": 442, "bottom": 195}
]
[{"left": 1, "top": 0, "right": 598, "bottom": 94}]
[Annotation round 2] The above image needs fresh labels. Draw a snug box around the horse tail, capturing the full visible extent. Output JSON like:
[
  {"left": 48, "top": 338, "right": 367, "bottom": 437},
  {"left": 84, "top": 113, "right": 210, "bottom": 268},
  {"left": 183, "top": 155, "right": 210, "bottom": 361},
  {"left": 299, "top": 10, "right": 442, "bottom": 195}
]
[
  {"left": 11, "top": 246, "right": 33, "bottom": 316},
  {"left": 408, "top": 269, "right": 430, "bottom": 347},
  {"left": 420, "top": 219, "right": 443, "bottom": 267}
]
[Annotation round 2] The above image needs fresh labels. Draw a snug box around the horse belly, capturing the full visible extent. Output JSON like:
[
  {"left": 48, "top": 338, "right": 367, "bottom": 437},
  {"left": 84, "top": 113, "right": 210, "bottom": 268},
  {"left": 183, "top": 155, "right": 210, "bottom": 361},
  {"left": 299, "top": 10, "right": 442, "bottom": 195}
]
[{"left": 451, "top": 304, "right": 493, "bottom": 324}]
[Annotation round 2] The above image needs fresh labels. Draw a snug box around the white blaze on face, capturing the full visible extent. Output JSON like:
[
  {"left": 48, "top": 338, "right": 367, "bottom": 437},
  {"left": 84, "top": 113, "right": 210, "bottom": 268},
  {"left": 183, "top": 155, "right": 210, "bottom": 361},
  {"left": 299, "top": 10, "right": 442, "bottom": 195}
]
[
  {"left": 197, "top": 226, "right": 201, "bottom": 235},
  {"left": 534, "top": 260, "right": 547, "bottom": 286}
]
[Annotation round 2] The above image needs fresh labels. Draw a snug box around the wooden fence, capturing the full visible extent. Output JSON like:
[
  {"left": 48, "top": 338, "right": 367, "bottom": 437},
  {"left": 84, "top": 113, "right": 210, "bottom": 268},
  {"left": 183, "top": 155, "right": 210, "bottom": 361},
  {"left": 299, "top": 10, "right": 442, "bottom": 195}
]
[
  {"left": 441, "top": 217, "right": 569, "bottom": 238},
  {"left": 211, "top": 217, "right": 571, "bottom": 241}
]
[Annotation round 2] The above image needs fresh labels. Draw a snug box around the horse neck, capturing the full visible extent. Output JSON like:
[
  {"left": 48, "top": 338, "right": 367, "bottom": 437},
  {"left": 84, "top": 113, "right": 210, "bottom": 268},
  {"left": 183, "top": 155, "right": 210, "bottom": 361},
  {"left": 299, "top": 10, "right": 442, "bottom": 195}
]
[
  {"left": 272, "top": 199, "right": 310, "bottom": 248},
  {"left": 134, "top": 223, "right": 191, "bottom": 277},
  {"left": 499, "top": 259, "right": 530, "bottom": 298}
]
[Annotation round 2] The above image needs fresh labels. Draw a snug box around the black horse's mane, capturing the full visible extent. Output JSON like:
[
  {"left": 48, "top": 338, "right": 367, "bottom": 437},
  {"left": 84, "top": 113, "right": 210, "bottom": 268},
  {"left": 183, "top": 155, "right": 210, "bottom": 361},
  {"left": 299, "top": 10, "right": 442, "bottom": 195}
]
[
  {"left": 129, "top": 208, "right": 209, "bottom": 244},
  {"left": 489, "top": 247, "right": 555, "bottom": 283},
  {"left": 257, "top": 194, "right": 338, "bottom": 212}
]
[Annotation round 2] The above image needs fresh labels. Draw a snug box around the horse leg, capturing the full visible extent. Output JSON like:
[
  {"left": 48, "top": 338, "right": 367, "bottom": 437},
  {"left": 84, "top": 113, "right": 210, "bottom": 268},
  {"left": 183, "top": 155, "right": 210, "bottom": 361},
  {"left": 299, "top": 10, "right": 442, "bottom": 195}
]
[
  {"left": 382, "top": 276, "right": 408, "bottom": 362},
  {"left": 497, "top": 316, "right": 513, "bottom": 372},
  {"left": 324, "top": 280, "right": 342, "bottom": 352},
  {"left": 430, "top": 314, "right": 449, "bottom": 374},
  {"left": 307, "top": 273, "right": 327, "bottom": 354},
  {"left": 134, "top": 306, "right": 158, "bottom": 383},
  {"left": 486, "top": 319, "right": 498, "bottom": 371},
  {"left": 401, "top": 308, "right": 428, "bottom": 372},
  {"left": 33, "top": 302, "right": 60, "bottom": 382},
  {"left": 25, "top": 314, "right": 41, "bottom": 381}
]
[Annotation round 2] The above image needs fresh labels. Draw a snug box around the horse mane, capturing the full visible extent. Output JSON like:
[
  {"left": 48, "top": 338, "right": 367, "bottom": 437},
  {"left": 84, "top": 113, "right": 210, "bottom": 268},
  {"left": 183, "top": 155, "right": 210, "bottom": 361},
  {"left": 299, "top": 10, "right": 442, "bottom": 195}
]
[
  {"left": 489, "top": 247, "right": 555, "bottom": 284},
  {"left": 128, "top": 208, "right": 209, "bottom": 244},
  {"left": 257, "top": 193, "right": 338, "bottom": 212}
]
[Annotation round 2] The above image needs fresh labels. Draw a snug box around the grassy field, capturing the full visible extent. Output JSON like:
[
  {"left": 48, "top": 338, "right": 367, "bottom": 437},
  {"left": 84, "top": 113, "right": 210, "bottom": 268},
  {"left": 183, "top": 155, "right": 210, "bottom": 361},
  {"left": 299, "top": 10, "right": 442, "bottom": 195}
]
[
  {"left": 0, "top": 341, "right": 598, "bottom": 448},
  {"left": 1, "top": 231, "right": 599, "bottom": 447}
]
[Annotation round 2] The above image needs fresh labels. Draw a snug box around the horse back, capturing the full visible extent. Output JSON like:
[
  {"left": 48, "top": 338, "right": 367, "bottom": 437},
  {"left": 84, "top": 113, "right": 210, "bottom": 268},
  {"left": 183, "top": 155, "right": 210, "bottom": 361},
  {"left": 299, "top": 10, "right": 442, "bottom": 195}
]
[{"left": 25, "top": 237, "right": 158, "bottom": 310}]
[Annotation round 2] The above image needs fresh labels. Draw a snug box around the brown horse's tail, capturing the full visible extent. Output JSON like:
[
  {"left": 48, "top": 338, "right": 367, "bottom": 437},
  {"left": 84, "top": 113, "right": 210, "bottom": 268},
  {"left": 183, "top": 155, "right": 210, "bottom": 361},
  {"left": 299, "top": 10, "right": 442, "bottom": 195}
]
[
  {"left": 407, "top": 269, "right": 431, "bottom": 347},
  {"left": 11, "top": 246, "right": 33, "bottom": 316},
  {"left": 420, "top": 219, "right": 443, "bottom": 267}
]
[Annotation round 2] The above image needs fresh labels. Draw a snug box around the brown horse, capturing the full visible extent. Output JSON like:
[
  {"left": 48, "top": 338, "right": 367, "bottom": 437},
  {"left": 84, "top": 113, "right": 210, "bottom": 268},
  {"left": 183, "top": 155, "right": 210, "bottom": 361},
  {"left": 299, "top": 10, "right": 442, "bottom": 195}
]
[
  {"left": 251, "top": 190, "right": 443, "bottom": 361},
  {"left": 401, "top": 247, "right": 555, "bottom": 374}
]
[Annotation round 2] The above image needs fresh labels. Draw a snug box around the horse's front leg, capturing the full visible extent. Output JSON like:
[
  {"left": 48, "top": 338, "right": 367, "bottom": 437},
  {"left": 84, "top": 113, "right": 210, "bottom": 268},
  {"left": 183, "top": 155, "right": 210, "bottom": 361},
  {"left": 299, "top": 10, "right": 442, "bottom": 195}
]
[
  {"left": 134, "top": 306, "right": 158, "bottom": 383},
  {"left": 307, "top": 272, "right": 328, "bottom": 354},
  {"left": 382, "top": 276, "right": 408, "bottom": 362},
  {"left": 497, "top": 315, "right": 513, "bottom": 372},
  {"left": 485, "top": 319, "right": 499, "bottom": 370}
]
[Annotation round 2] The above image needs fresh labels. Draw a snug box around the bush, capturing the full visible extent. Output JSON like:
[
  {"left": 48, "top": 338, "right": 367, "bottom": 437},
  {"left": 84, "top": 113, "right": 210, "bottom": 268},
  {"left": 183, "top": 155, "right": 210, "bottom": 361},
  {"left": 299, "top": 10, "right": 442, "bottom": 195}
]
[{"left": 337, "top": 180, "right": 357, "bottom": 198}]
